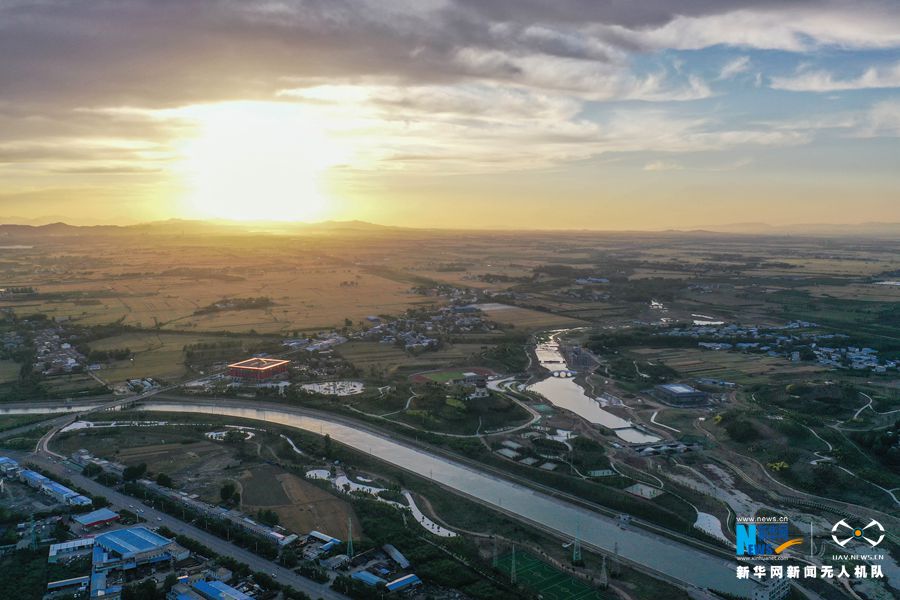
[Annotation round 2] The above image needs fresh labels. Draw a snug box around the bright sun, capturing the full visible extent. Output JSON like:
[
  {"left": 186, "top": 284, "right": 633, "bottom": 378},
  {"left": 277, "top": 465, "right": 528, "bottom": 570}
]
[{"left": 178, "top": 101, "right": 346, "bottom": 222}]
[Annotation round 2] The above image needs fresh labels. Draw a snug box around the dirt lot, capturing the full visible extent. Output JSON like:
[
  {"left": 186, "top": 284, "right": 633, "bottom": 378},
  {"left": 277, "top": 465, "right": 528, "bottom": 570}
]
[
  {"left": 54, "top": 429, "right": 236, "bottom": 478},
  {"left": 239, "top": 464, "right": 360, "bottom": 539},
  {"left": 118, "top": 439, "right": 234, "bottom": 478}
]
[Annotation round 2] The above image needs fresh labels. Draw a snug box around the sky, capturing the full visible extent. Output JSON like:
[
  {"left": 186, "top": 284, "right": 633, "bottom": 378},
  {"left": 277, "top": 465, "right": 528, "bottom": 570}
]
[{"left": 1, "top": 0, "right": 899, "bottom": 230}]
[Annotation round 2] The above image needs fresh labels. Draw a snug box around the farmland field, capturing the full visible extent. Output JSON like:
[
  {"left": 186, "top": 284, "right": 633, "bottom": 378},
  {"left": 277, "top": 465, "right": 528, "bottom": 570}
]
[
  {"left": 338, "top": 341, "right": 485, "bottom": 375},
  {"left": 630, "top": 347, "right": 825, "bottom": 384},
  {"left": 89, "top": 331, "right": 265, "bottom": 383},
  {"left": 474, "top": 303, "right": 584, "bottom": 330},
  {"left": 239, "top": 463, "right": 360, "bottom": 539}
]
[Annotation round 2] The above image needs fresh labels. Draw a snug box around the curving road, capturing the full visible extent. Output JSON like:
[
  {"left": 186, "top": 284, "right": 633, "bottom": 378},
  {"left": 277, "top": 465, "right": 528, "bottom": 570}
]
[{"left": 128, "top": 398, "right": 754, "bottom": 597}]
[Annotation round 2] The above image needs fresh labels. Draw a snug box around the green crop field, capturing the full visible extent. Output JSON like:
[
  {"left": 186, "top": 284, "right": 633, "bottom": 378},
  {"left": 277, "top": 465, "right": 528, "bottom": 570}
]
[
  {"left": 90, "top": 331, "right": 266, "bottom": 383},
  {"left": 338, "top": 341, "right": 484, "bottom": 375},
  {"left": 495, "top": 551, "right": 611, "bottom": 600}
]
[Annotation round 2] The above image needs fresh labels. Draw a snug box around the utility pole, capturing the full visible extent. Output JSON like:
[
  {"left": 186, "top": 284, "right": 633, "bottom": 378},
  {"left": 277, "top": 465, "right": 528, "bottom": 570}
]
[
  {"left": 29, "top": 515, "right": 37, "bottom": 550},
  {"left": 492, "top": 536, "right": 498, "bottom": 568},
  {"left": 573, "top": 523, "right": 582, "bottom": 564},
  {"left": 611, "top": 541, "right": 621, "bottom": 577},
  {"left": 347, "top": 517, "right": 354, "bottom": 558},
  {"left": 598, "top": 556, "right": 609, "bottom": 589},
  {"left": 510, "top": 545, "right": 517, "bottom": 584}
]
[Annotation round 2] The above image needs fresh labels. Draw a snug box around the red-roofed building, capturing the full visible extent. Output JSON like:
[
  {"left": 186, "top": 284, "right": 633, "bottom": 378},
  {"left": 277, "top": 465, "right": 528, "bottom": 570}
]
[{"left": 227, "top": 358, "right": 290, "bottom": 381}]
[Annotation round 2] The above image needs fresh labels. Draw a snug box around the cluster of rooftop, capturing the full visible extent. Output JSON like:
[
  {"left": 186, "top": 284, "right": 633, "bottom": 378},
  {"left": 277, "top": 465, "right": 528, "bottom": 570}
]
[{"left": 0, "top": 457, "right": 92, "bottom": 506}]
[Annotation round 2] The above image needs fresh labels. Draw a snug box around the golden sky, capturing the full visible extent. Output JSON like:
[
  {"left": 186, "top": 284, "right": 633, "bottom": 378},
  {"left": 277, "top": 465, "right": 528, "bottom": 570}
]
[{"left": 1, "top": 1, "right": 899, "bottom": 229}]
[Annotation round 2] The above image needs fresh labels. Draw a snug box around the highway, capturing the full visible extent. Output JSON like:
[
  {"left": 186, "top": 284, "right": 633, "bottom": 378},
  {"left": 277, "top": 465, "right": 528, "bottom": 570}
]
[{"left": 5, "top": 450, "right": 343, "bottom": 600}]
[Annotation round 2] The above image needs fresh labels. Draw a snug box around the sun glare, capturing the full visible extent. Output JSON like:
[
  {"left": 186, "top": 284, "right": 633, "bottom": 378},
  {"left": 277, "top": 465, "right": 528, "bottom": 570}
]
[{"left": 177, "top": 101, "right": 347, "bottom": 222}]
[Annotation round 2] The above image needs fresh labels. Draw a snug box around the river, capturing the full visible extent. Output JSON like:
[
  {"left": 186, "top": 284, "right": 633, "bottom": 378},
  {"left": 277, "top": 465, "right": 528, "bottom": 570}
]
[
  {"left": 135, "top": 400, "right": 751, "bottom": 597},
  {"left": 528, "top": 333, "right": 660, "bottom": 444}
]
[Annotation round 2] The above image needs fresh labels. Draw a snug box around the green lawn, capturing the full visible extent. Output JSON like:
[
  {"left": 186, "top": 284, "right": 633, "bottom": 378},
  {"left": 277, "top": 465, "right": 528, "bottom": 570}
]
[{"left": 0, "top": 360, "right": 19, "bottom": 384}]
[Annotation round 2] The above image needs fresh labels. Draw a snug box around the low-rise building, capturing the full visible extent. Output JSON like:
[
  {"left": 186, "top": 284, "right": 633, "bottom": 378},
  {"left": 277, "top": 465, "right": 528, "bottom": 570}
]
[
  {"left": 72, "top": 508, "right": 120, "bottom": 531},
  {"left": 227, "top": 358, "right": 290, "bottom": 381},
  {"left": 168, "top": 579, "right": 253, "bottom": 600},
  {"left": 653, "top": 383, "right": 708, "bottom": 406},
  {"left": 0, "top": 456, "right": 19, "bottom": 474}
]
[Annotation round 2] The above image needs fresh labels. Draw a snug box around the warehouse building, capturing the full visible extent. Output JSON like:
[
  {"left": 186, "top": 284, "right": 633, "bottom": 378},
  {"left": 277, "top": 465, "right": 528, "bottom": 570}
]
[
  {"left": 91, "top": 527, "right": 190, "bottom": 599},
  {"left": 48, "top": 538, "right": 95, "bottom": 563},
  {"left": 167, "top": 579, "right": 254, "bottom": 600},
  {"left": 653, "top": 383, "right": 708, "bottom": 407},
  {"left": 18, "top": 469, "right": 92, "bottom": 506},
  {"left": 386, "top": 574, "right": 422, "bottom": 592},
  {"left": 0, "top": 456, "right": 19, "bottom": 474},
  {"left": 73, "top": 508, "right": 120, "bottom": 531}
]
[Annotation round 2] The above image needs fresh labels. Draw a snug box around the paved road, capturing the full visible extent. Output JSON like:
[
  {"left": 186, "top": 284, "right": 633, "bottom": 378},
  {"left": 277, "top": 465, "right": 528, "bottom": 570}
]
[
  {"left": 7, "top": 451, "right": 343, "bottom": 600},
  {"left": 6, "top": 394, "right": 755, "bottom": 595},
  {"left": 135, "top": 398, "right": 756, "bottom": 597}
]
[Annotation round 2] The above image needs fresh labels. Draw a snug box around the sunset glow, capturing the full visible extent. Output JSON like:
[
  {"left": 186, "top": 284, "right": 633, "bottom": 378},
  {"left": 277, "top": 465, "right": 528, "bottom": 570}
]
[
  {"left": 178, "top": 102, "right": 347, "bottom": 222},
  {"left": 1, "top": 1, "right": 899, "bottom": 228}
]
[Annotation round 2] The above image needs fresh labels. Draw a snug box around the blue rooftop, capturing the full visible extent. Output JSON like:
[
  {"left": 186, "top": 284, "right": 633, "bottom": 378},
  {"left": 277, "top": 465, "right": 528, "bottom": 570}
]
[
  {"left": 352, "top": 571, "right": 387, "bottom": 587},
  {"left": 21, "top": 470, "right": 49, "bottom": 482},
  {"left": 386, "top": 574, "right": 421, "bottom": 591},
  {"left": 44, "top": 481, "right": 77, "bottom": 497},
  {"left": 73, "top": 508, "right": 119, "bottom": 525},
  {"left": 96, "top": 526, "right": 172, "bottom": 557},
  {"left": 192, "top": 580, "right": 253, "bottom": 600},
  {"left": 46, "top": 575, "right": 90, "bottom": 590}
]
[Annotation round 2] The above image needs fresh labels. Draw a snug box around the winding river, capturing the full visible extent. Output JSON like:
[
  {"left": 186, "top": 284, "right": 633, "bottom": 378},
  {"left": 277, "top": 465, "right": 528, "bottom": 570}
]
[
  {"left": 132, "top": 400, "right": 750, "bottom": 597},
  {"left": 528, "top": 333, "right": 660, "bottom": 444}
]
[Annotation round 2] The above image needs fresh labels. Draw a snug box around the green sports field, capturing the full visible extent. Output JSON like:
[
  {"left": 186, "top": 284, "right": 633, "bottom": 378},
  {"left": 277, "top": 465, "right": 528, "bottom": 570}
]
[{"left": 495, "top": 551, "right": 610, "bottom": 600}]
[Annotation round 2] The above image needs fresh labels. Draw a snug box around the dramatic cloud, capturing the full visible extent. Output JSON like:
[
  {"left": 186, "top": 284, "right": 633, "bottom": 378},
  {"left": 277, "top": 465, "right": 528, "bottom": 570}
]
[
  {"left": 1, "top": 0, "right": 899, "bottom": 223},
  {"left": 771, "top": 61, "right": 900, "bottom": 91}
]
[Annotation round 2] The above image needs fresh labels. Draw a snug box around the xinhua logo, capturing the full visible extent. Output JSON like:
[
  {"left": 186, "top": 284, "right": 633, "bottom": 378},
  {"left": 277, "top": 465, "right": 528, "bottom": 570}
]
[
  {"left": 736, "top": 521, "right": 803, "bottom": 557},
  {"left": 831, "top": 519, "right": 884, "bottom": 548}
]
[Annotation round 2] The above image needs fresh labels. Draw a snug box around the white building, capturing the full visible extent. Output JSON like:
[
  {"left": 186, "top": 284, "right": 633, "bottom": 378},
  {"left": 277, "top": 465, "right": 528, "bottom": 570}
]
[{"left": 752, "top": 578, "right": 790, "bottom": 600}]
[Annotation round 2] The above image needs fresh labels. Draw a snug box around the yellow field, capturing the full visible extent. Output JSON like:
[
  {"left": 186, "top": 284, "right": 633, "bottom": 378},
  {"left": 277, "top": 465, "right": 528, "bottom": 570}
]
[
  {"left": 12, "top": 267, "right": 430, "bottom": 334},
  {"left": 90, "top": 332, "right": 258, "bottom": 383},
  {"left": 0, "top": 237, "right": 436, "bottom": 334},
  {"left": 801, "top": 284, "right": 900, "bottom": 301}
]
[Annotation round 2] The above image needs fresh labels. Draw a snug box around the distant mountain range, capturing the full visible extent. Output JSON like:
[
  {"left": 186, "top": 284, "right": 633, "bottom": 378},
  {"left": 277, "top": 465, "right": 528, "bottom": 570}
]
[
  {"left": 685, "top": 222, "right": 900, "bottom": 236},
  {"left": 0, "top": 218, "right": 401, "bottom": 237},
  {"left": 0, "top": 218, "right": 898, "bottom": 238}
]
